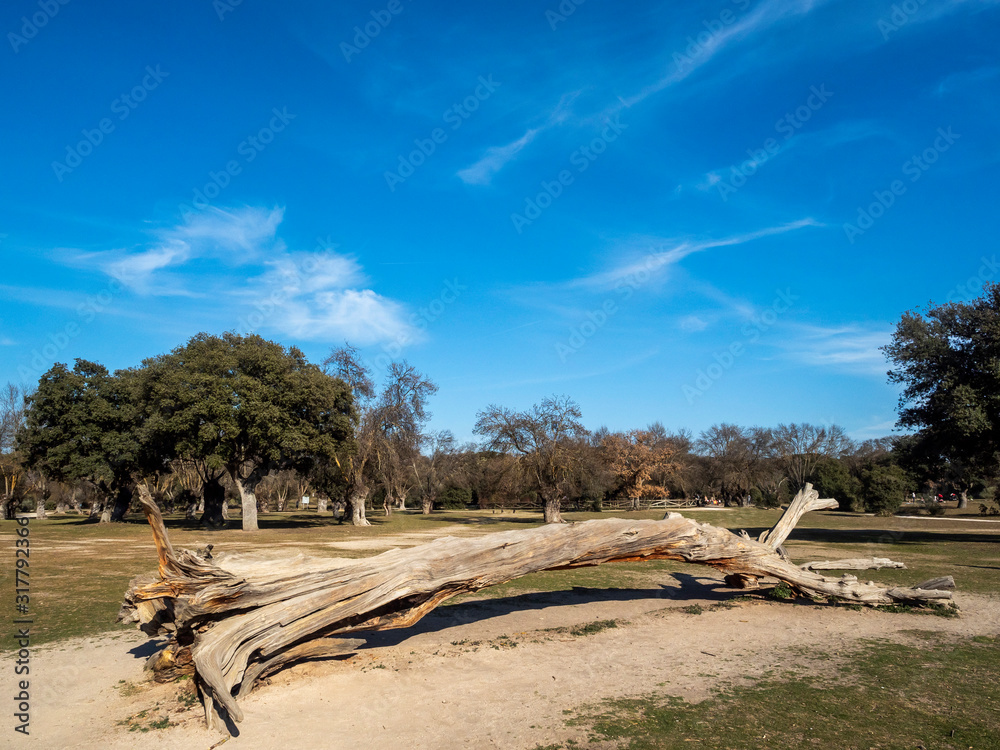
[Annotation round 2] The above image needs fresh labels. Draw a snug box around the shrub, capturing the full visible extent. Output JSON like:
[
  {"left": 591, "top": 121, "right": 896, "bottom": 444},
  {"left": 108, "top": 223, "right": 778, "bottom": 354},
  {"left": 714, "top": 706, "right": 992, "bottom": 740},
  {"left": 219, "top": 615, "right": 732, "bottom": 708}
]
[
  {"left": 861, "top": 464, "right": 911, "bottom": 516},
  {"left": 438, "top": 486, "right": 473, "bottom": 510},
  {"left": 812, "top": 458, "right": 863, "bottom": 511}
]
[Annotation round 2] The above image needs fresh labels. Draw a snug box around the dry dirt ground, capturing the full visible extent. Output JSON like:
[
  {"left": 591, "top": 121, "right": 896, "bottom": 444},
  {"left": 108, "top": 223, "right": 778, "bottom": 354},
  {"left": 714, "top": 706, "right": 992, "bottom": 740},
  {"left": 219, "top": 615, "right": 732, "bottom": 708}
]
[{"left": 7, "top": 564, "right": 1000, "bottom": 750}]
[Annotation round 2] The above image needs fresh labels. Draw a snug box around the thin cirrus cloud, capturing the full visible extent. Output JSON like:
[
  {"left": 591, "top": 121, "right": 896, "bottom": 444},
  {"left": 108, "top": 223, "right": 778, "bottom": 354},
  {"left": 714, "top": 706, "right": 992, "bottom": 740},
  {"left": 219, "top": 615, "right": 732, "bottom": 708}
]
[
  {"left": 613, "top": 0, "right": 832, "bottom": 111},
  {"left": 781, "top": 323, "right": 893, "bottom": 375},
  {"left": 568, "top": 218, "right": 822, "bottom": 291},
  {"left": 459, "top": 0, "right": 831, "bottom": 187},
  {"left": 73, "top": 206, "right": 421, "bottom": 347},
  {"left": 696, "top": 120, "right": 893, "bottom": 194},
  {"left": 457, "top": 91, "right": 581, "bottom": 186}
]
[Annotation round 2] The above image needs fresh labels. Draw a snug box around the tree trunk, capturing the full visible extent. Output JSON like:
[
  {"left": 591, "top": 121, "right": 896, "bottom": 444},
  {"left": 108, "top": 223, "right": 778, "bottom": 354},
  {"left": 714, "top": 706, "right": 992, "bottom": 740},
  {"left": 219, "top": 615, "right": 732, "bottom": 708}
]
[
  {"left": 396, "top": 492, "right": 407, "bottom": 511},
  {"left": 383, "top": 493, "right": 393, "bottom": 517},
  {"left": 347, "top": 488, "right": 371, "bottom": 526},
  {"left": 422, "top": 495, "right": 434, "bottom": 515},
  {"left": 316, "top": 495, "right": 328, "bottom": 514},
  {"left": 201, "top": 479, "right": 226, "bottom": 529},
  {"left": 110, "top": 484, "right": 134, "bottom": 522},
  {"left": 35, "top": 495, "right": 46, "bottom": 519},
  {"left": 120, "top": 482, "right": 956, "bottom": 734},
  {"left": 958, "top": 489, "right": 969, "bottom": 509},
  {"left": 542, "top": 495, "right": 563, "bottom": 524},
  {"left": 71, "top": 487, "right": 82, "bottom": 514}
]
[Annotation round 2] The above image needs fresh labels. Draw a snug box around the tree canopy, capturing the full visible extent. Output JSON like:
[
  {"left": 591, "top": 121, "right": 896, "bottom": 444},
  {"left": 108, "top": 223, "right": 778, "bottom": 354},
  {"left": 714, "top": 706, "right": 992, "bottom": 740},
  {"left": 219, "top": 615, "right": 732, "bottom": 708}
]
[
  {"left": 884, "top": 283, "right": 1000, "bottom": 505},
  {"left": 135, "top": 332, "right": 355, "bottom": 530},
  {"left": 17, "top": 360, "right": 140, "bottom": 521}
]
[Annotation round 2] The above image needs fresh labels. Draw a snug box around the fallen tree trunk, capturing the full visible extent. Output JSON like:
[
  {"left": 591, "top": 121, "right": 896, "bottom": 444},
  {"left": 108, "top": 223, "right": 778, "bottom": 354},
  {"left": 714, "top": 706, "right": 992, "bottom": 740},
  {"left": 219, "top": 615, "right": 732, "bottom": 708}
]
[
  {"left": 119, "top": 483, "right": 955, "bottom": 733},
  {"left": 802, "top": 557, "right": 907, "bottom": 571}
]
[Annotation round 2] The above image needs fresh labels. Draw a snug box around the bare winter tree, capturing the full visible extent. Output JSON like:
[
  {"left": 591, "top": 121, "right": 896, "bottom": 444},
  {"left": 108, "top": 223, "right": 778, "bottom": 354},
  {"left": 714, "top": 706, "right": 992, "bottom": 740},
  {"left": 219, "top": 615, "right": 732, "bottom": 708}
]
[
  {"left": 412, "top": 430, "right": 456, "bottom": 514},
  {"left": 770, "top": 423, "right": 853, "bottom": 490},
  {"left": 474, "top": 395, "right": 588, "bottom": 523},
  {"left": 323, "top": 346, "right": 437, "bottom": 523},
  {"left": 695, "top": 424, "right": 769, "bottom": 506},
  {"left": 323, "top": 344, "right": 376, "bottom": 526},
  {"left": 375, "top": 361, "right": 438, "bottom": 514}
]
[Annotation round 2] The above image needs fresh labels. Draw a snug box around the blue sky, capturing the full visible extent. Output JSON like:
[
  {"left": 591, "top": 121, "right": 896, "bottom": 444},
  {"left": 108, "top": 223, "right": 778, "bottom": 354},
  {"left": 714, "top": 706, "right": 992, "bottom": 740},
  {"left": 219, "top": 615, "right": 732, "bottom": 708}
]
[{"left": 2, "top": 0, "right": 998, "bottom": 443}]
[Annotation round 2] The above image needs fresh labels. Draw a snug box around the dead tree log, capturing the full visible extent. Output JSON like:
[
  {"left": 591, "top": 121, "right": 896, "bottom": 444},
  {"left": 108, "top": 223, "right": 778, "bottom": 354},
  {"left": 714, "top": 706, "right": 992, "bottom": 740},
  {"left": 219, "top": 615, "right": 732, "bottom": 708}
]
[
  {"left": 119, "top": 482, "right": 954, "bottom": 732},
  {"left": 802, "top": 557, "right": 907, "bottom": 571}
]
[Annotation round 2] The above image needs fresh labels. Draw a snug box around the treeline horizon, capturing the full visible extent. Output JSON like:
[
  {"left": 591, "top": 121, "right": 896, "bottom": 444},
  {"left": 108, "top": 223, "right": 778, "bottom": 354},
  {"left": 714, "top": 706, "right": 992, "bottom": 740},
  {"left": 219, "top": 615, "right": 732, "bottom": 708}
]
[{"left": 0, "top": 325, "right": 992, "bottom": 527}]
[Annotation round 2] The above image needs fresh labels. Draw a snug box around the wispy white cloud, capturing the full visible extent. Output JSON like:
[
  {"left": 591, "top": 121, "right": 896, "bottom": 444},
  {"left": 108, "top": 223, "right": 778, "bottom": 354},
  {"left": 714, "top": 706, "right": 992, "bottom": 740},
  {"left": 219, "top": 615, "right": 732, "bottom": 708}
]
[
  {"left": 457, "top": 91, "right": 581, "bottom": 185},
  {"left": 851, "top": 418, "right": 901, "bottom": 440},
  {"left": 70, "top": 206, "right": 287, "bottom": 294},
  {"left": 174, "top": 205, "right": 284, "bottom": 255},
  {"left": 934, "top": 65, "right": 1000, "bottom": 96},
  {"left": 782, "top": 323, "right": 892, "bottom": 375},
  {"left": 275, "top": 289, "right": 418, "bottom": 345},
  {"left": 63, "top": 206, "right": 422, "bottom": 348},
  {"left": 678, "top": 315, "right": 709, "bottom": 333},
  {"left": 696, "top": 119, "right": 892, "bottom": 193},
  {"left": 618, "top": 0, "right": 832, "bottom": 110},
  {"left": 457, "top": 128, "right": 541, "bottom": 186},
  {"left": 569, "top": 218, "right": 822, "bottom": 291}
]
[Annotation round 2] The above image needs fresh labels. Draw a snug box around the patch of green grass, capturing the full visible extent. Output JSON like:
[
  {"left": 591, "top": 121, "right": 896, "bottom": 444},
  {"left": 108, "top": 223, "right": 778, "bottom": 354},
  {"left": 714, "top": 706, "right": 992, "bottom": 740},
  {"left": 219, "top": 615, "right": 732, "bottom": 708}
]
[
  {"left": 562, "top": 634, "right": 1000, "bottom": 750},
  {"left": 117, "top": 707, "right": 174, "bottom": 733},
  {"left": 569, "top": 619, "right": 620, "bottom": 637},
  {"left": 769, "top": 582, "right": 795, "bottom": 600},
  {"left": 682, "top": 604, "right": 705, "bottom": 615}
]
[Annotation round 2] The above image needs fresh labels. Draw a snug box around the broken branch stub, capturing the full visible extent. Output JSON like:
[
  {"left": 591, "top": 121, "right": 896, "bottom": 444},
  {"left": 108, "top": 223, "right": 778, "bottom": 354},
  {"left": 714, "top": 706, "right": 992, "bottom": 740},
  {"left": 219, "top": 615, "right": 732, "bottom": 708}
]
[{"left": 120, "top": 484, "right": 955, "bottom": 732}]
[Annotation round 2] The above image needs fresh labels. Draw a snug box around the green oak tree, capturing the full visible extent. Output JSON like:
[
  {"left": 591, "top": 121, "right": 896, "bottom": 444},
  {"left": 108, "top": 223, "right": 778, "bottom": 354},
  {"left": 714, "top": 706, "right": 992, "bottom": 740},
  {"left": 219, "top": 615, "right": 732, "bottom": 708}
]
[
  {"left": 135, "top": 333, "right": 354, "bottom": 531},
  {"left": 17, "top": 361, "right": 141, "bottom": 522},
  {"left": 883, "top": 283, "right": 1000, "bottom": 508}
]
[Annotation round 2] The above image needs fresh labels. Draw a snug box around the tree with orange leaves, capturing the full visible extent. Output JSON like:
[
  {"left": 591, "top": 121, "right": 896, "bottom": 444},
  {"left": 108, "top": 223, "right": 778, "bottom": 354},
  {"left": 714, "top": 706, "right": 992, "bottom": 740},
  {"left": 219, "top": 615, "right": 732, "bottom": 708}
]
[{"left": 602, "top": 430, "right": 677, "bottom": 510}]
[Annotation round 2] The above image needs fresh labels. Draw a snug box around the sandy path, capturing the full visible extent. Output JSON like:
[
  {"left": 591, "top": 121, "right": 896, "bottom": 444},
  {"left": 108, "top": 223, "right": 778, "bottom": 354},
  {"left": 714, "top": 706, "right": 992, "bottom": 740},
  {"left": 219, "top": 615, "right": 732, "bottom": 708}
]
[{"left": 7, "top": 575, "right": 998, "bottom": 750}]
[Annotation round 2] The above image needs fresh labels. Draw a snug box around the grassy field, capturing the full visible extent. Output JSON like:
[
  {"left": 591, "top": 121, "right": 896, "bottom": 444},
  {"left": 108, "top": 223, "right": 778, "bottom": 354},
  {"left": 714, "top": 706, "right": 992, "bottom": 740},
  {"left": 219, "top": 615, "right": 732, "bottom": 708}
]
[
  {"left": 543, "top": 632, "right": 1000, "bottom": 750},
  {"left": 2, "top": 506, "right": 998, "bottom": 748},
  {"left": 1, "top": 505, "right": 998, "bottom": 646}
]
